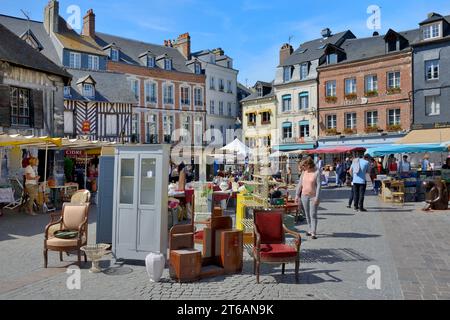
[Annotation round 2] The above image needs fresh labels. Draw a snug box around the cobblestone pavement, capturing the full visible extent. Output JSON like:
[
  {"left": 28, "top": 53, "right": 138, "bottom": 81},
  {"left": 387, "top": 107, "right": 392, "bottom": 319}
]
[{"left": 1, "top": 188, "right": 449, "bottom": 300}]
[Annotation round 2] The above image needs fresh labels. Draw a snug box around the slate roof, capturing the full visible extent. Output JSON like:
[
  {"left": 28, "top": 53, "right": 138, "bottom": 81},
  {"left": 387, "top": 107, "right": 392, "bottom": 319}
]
[
  {"left": 419, "top": 13, "right": 446, "bottom": 25},
  {"left": 240, "top": 81, "right": 275, "bottom": 103},
  {"left": 0, "top": 23, "right": 70, "bottom": 80},
  {"left": 0, "top": 14, "right": 61, "bottom": 66},
  {"left": 95, "top": 32, "right": 192, "bottom": 73},
  {"left": 280, "top": 30, "right": 356, "bottom": 67},
  {"left": 67, "top": 69, "right": 137, "bottom": 104}
]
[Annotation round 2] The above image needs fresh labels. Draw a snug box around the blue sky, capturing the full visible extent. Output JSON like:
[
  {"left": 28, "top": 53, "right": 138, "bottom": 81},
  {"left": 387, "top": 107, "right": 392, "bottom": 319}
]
[{"left": 2, "top": 0, "right": 450, "bottom": 85}]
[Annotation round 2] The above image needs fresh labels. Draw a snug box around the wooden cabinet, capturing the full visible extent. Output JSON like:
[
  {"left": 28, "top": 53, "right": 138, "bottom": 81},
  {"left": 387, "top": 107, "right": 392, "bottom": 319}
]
[
  {"left": 112, "top": 145, "right": 170, "bottom": 260},
  {"left": 169, "top": 249, "right": 202, "bottom": 283}
]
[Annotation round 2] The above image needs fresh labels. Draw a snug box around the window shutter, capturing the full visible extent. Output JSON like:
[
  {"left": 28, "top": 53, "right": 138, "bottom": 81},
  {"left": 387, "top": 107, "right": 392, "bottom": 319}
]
[
  {"left": 0, "top": 84, "right": 11, "bottom": 128},
  {"left": 32, "top": 89, "right": 44, "bottom": 129}
]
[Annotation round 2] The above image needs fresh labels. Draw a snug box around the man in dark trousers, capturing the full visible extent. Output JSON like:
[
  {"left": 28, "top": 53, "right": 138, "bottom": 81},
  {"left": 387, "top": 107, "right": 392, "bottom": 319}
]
[{"left": 349, "top": 154, "right": 370, "bottom": 212}]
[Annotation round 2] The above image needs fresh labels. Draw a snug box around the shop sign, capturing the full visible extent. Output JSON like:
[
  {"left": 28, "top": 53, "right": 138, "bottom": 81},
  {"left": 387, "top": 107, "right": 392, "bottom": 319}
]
[
  {"left": 82, "top": 120, "right": 91, "bottom": 133},
  {"left": 65, "top": 150, "right": 85, "bottom": 158}
]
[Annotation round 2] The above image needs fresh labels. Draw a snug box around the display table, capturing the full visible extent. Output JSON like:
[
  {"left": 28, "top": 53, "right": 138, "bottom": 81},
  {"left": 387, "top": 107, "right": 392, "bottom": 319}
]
[
  {"left": 381, "top": 180, "right": 405, "bottom": 203},
  {"left": 0, "top": 187, "right": 14, "bottom": 203}
]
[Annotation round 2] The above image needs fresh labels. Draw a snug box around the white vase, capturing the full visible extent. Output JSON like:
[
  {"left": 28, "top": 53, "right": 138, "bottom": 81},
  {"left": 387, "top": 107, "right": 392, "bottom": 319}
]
[{"left": 145, "top": 252, "right": 165, "bottom": 282}]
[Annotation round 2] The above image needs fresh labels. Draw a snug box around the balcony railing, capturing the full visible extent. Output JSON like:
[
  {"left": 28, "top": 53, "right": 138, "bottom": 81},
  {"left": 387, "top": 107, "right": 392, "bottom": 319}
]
[{"left": 145, "top": 134, "right": 159, "bottom": 144}]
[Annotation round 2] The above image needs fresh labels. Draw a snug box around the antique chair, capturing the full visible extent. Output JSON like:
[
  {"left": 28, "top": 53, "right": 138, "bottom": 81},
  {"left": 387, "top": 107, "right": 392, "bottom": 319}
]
[
  {"left": 48, "top": 190, "right": 91, "bottom": 237},
  {"left": 253, "top": 209, "right": 301, "bottom": 284},
  {"left": 44, "top": 203, "right": 90, "bottom": 267}
]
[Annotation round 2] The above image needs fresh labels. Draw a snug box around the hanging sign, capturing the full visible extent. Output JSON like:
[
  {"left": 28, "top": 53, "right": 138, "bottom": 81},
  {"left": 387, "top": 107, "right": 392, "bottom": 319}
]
[
  {"left": 65, "top": 150, "right": 86, "bottom": 158},
  {"left": 82, "top": 120, "right": 91, "bottom": 133}
]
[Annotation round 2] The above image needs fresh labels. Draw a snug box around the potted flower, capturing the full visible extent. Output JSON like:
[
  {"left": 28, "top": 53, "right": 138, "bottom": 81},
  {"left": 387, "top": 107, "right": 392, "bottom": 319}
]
[
  {"left": 387, "top": 124, "right": 402, "bottom": 132},
  {"left": 345, "top": 93, "right": 357, "bottom": 101},
  {"left": 325, "top": 96, "right": 337, "bottom": 103},
  {"left": 365, "top": 126, "right": 380, "bottom": 134},
  {"left": 343, "top": 128, "right": 355, "bottom": 135},
  {"left": 365, "top": 90, "right": 378, "bottom": 97},
  {"left": 325, "top": 128, "right": 338, "bottom": 136},
  {"left": 387, "top": 87, "right": 401, "bottom": 95}
]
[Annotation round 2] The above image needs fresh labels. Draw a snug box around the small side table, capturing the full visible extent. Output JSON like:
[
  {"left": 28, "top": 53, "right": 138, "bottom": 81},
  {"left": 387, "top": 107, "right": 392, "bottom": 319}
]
[{"left": 169, "top": 249, "right": 202, "bottom": 283}]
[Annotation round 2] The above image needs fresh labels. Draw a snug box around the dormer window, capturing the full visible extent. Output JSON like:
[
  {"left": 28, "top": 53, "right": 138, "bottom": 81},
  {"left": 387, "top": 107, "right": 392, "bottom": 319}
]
[
  {"left": 164, "top": 58, "right": 172, "bottom": 70},
  {"left": 147, "top": 56, "right": 155, "bottom": 68},
  {"left": 195, "top": 63, "right": 202, "bottom": 74},
  {"left": 300, "top": 63, "right": 309, "bottom": 80},
  {"left": 83, "top": 84, "right": 95, "bottom": 98},
  {"left": 111, "top": 48, "right": 119, "bottom": 62},
  {"left": 423, "top": 23, "right": 441, "bottom": 40},
  {"left": 283, "top": 67, "right": 292, "bottom": 82},
  {"left": 327, "top": 53, "right": 338, "bottom": 64},
  {"left": 64, "top": 86, "right": 71, "bottom": 98},
  {"left": 257, "top": 86, "right": 263, "bottom": 97}
]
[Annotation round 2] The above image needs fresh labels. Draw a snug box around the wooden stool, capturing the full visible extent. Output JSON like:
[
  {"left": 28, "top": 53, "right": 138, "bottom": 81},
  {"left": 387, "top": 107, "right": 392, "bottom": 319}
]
[{"left": 392, "top": 192, "right": 405, "bottom": 204}]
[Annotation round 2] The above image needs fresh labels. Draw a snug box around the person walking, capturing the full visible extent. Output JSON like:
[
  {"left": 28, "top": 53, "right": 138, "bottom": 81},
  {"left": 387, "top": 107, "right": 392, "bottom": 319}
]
[
  {"left": 336, "top": 159, "right": 345, "bottom": 187},
  {"left": 346, "top": 158, "right": 359, "bottom": 209},
  {"left": 421, "top": 154, "right": 431, "bottom": 172},
  {"left": 295, "top": 157, "right": 321, "bottom": 239},
  {"left": 349, "top": 154, "right": 369, "bottom": 212},
  {"left": 24, "top": 157, "right": 40, "bottom": 216}
]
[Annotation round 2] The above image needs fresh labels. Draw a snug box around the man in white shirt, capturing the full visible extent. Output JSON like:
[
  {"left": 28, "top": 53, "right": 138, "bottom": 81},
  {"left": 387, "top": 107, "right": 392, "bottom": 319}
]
[{"left": 398, "top": 155, "right": 411, "bottom": 174}]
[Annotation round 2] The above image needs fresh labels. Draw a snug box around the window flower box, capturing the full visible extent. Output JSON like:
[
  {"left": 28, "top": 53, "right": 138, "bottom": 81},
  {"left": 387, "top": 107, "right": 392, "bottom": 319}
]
[
  {"left": 387, "top": 124, "right": 402, "bottom": 132},
  {"left": 365, "top": 126, "right": 380, "bottom": 134},
  {"left": 325, "top": 96, "right": 337, "bottom": 103},
  {"left": 345, "top": 93, "right": 357, "bottom": 101},
  {"left": 364, "top": 90, "right": 378, "bottom": 97},
  {"left": 343, "top": 128, "right": 355, "bottom": 135},
  {"left": 387, "top": 87, "right": 401, "bottom": 95},
  {"left": 325, "top": 128, "right": 339, "bottom": 136}
]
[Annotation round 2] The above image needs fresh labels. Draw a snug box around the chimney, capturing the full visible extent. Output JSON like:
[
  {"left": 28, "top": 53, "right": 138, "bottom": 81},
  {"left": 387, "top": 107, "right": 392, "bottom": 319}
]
[
  {"left": 43, "top": 0, "right": 59, "bottom": 34},
  {"left": 82, "top": 9, "right": 96, "bottom": 38},
  {"left": 173, "top": 33, "right": 191, "bottom": 59},
  {"left": 279, "top": 43, "right": 293, "bottom": 65},
  {"left": 373, "top": 31, "right": 380, "bottom": 37},
  {"left": 212, "top": 48, "right": 224, "bottom": 56},
  {"left": 321, "top": 28, "right": 332, "bottom": 38},
  {"left": 164, "top": 39, "right": 173, "bottom": 47}
]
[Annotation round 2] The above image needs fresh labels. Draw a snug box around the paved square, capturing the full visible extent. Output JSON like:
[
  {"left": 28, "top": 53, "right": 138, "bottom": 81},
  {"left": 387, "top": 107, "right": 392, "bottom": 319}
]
[{"left": 1, "top": 188, "right": 449, "bottom": 300}]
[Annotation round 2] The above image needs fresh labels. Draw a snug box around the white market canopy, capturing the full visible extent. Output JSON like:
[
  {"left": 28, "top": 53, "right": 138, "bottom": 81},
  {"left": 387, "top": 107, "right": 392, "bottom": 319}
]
[{"left": 220, "top": 138, "right": 252, "bottom": 156}]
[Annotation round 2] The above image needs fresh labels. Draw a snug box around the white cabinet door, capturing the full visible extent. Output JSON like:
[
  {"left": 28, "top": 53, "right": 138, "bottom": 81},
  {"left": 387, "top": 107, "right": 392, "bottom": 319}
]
[
  {"left": 116, "top": 155, "right": 138, "bottom": 254},
  {"left": 136, "top": 154, "right": 162, "bottom": 252}
]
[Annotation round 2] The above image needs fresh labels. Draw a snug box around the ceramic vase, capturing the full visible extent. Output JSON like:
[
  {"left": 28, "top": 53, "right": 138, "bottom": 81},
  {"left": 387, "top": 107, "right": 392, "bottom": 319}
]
[{"left": 145, "top": 252, "right": 165, "bottom": 282}]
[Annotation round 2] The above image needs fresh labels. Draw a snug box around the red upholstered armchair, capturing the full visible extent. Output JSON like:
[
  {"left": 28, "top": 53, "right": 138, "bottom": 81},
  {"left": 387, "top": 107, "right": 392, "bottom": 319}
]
[{"left": 253, "top": 209, "right": 301, "bottom": 284}]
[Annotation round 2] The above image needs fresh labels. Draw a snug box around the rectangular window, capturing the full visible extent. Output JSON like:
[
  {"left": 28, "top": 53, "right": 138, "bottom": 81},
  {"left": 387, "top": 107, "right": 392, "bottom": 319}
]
[
  {"left": 195, "top": 64, "right": 202, "bottom": 74},
  {"left": 69, "top": 51, "right": 81, "bottom": 69},
  {"left": 345, "top": 78, "right": 357, "bottom": 95},
  {"left": 210, "top": 100, "right": 215, "bottom": 114},
  {"left": 131, "top": 113, "right": 139, "bottom": 137},
  {"left": 283, "top": 67, "right": 292, "bottom": 82},
  {"left": 88, "top": 55, "right": 99, "bottom": 70},
  {"left": 181, "top": 116, "right": 191, "bottom": 142},
  {"left": 365, "top": 75, "right": 378, "bottom": 93},
  {"left": 83, "top": 84, "right": 95, "bottom": 98},
  {"left": 283, "top": 125, "right": 293, "bottom": 139},
  {"left": 105, "top": 114, "right": 117, "bottom": 136},
  {"left": 248, "top": 113, "right": 256, "bottom": 125},
  {"left": 300, "top": 63, "right": 308, "bottom": 80},
  {"left": 426, "top": 95, "right": 440, "bottom": 116},
  {"left": 163, "top": 115, "right": 174, "bottom": 143},
  {"left": 326, "top": 114, "right": 337, "bottom": 129},
  {"left": 282, "top": 95, "right": 292, "bottom": 112},
  {"left": 345, "top": 113, "right": 357, "bottom": 129},
  {"left": 227, "top": 102, "right": 232, "bottom": 117},
  {"left": 194, "top": 88, "right": 203, "bottom": 106},
  {"left": 388, "top": 109, "right": 401, "bottom": 126},
  {"left": 10, "top": 87, "right": 31, "bottom": 126},
  {"left": 423, "top": 23, "right": 441, "bottom": 40},
  {"left": 366, "top": 111, "right": 378, "bottom": 127},
  {"left": 164, "top": 59, "right": 172, "bottom": 70},
  {"left": 327, "top": 53, "right": 338, "bottom": 64},
  {"left": 164, "top": 84, "right": 174, "bottom": 104},
  {"left": 326, "top": 81, "right": 337, "bottom": 97},
  {"left": 219, "top": 79, "right": 225, "bottom": 92},
  {"left": 64, "top": 86, "right": 71, "bottom": 98},
  {"left": 219, "top": 102, "right": 224, "bottom": 115},
  {"left": 147, "top": 56, "right": 155, "bottom": 68},
  {"left": 111, "top": 49, "right": 119, "bottom": 61},
  {"left": 181, "top": 87, "right": 191, "bottom": 105},
  {"left": 227, "top": 80, "right": 233, "bottom": 93},
  {"left": 261, "top": 112, "right": 271, "bottom": 124},
  {"left": 131, "top": 79, "right": 139, "bottom": 101},
  {"left": 300, "top": 123, "right": 310, "bottom": 138},
  {"left": 299, "top": 92, "right": 309, "bottom": 110},
  {"left": 210, "top": 77, "right": 215, "bottom": 90},
  {"left": 64, "top": 111, "right": 74, "bottom": 134},
  {"left": 425, "top": 60, "right": 439, "bottom": 80},
  {"left": 387, "top": 71, "right": 401, "bottom": 89},
  {"left": 145, "top": 82, "right": 157, "bottom": 103}
]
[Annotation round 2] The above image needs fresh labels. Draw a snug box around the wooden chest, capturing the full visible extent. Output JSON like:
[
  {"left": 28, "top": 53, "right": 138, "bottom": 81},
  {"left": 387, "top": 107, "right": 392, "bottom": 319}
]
[{"left": 169, "top": 249, "right": 202, "bottom": 283}]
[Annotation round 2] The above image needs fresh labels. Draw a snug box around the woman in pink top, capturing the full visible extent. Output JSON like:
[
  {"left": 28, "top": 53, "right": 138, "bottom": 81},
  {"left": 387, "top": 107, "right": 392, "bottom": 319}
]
[{"left": 295, "top": 157, "right": 321, "bottom": 239}]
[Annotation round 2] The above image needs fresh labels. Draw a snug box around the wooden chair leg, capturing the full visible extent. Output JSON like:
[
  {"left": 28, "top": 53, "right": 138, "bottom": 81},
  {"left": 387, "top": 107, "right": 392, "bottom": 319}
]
[
  {"left": 59, "top": 251, "right": 63, "bottom": 262},
  {"left": 44, "top": 249, "right": 48, "bottom": 268},
  {"left": 83, "top": 252, "right": 87, "bottom": 263},
  {"left": 295, "top": 259, "right": 300, "bottom": 283},
  {"left": 282, "top": 263, "right": 285, "bottom": 275},
  {"left": 256, "top": 260, "right": 260, "bottom": 284},
  {"left": 77, "top": 250, "right": 81, "bottom": 267},
  {"left": 253, "top": 259, "right": 256, "bottom": 275}
]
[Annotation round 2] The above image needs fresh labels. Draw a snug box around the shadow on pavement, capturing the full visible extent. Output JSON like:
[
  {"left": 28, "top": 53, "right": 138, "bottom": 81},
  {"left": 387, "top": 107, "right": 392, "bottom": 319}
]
[{"left": 301, "top": 248, "right": 373, "bottom": 264}]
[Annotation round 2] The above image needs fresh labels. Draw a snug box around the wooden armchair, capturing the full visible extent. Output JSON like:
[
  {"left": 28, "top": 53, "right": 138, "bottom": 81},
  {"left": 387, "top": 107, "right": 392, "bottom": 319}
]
[
  {"left": 253, "top": 209, "right": 301, "bottom": 284},
  {"left": 44, "top": 203, "right": 90, "bottom": 267}
]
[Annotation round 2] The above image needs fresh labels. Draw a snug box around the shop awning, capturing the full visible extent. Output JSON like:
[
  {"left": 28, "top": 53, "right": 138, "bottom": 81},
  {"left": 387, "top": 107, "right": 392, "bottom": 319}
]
[
  {"left": 0, "top": 134, "right": 62, "bottom": 147},
  {"left": 305, "top": 146, "right": 366, "bottom": 155},
  {"left": 366, "top": 143, "right": 448, "bottom": 157},
  {"left": 273, "top": 144, "right": 316, "bottom": 152},
  {"left": 396, "top": 128, "right": 450, "bottom": 145}
]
